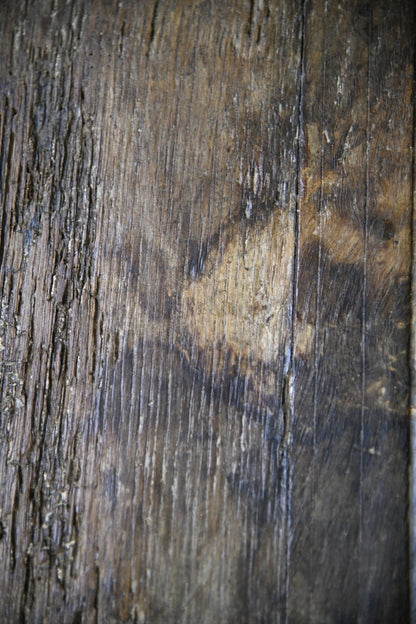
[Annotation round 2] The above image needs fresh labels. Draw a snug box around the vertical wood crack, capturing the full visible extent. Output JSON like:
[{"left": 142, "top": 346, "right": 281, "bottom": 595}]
[{"left": 284, "top": 0, "right": 307, "bottom": 619}]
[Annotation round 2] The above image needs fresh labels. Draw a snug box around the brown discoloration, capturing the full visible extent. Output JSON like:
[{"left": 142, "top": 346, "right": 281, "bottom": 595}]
[
  {"left": 0, "top": 0, "right": 413, "bottom": 622},
  {"left": 115, "top": 96, "right": 411, "bottom": 414}
]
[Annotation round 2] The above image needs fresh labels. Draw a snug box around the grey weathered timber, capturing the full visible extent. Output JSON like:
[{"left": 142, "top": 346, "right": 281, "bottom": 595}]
[{"left": 0, "top": 1, "right": 414, "bottom": 622}]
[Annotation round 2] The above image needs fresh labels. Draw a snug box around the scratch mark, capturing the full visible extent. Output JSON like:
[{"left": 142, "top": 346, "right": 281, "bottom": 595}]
[{"left": 147, "top": 0, "right": 160, "bottom": 57}]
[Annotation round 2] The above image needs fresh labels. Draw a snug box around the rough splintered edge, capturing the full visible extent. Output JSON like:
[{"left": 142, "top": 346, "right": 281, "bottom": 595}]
[{"left": 411, "top": 132, "right": 416, "bottom": 624}]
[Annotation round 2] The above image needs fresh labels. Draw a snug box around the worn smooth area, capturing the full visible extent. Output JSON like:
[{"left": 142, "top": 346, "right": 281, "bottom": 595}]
[{"left": 0, "top": 1, "right": 414, "bottom": 622}]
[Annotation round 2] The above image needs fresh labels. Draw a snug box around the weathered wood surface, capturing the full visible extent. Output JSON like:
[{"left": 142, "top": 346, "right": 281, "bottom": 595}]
[{"left": 0, "top": 1, "right": 414, "bottom": 622}]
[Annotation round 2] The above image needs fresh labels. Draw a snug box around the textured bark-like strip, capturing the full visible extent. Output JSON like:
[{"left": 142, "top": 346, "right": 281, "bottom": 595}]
[{"left": 411, "top": 33, "right": 416, "bottom": 620}]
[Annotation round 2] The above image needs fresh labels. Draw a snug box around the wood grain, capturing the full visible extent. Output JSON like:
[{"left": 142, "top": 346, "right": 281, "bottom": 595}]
[
  {"left": 291, "top": 2, "right": 413, "bottom": 621},
  {"left": 0, "top": 1, "right": 414, "bottom": 622}
]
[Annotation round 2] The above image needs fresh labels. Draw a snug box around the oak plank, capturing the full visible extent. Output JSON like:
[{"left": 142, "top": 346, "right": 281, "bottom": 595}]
[
  {"left": 0, "top": 1, "right": 413, "bottom": 622},
  {"left": 292, "top": 1, "right": 413, "bottom": 621}
]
